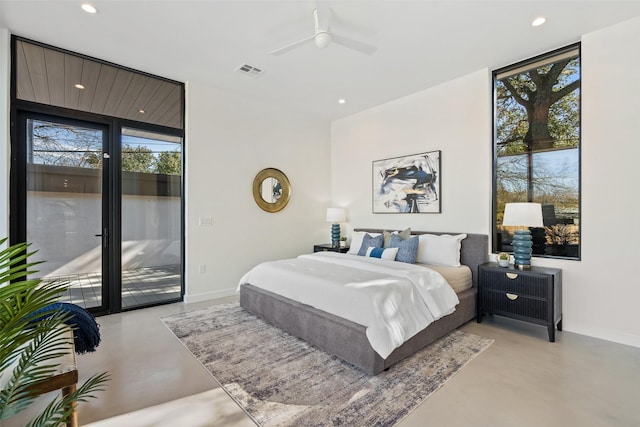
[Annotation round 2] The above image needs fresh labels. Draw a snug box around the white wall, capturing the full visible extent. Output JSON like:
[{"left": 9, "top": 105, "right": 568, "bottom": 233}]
[
  {"left": 331, "top": 69, "right": 492, "bottom": 237},
  {"left": 184, "top": 81, "right": 330, "bottom": 302},
  {"left": 574, "top": 16, "right": 640, "bottom": 346},
  {"left": 330, "top": 17, "right": 640, "bottom": 348}
]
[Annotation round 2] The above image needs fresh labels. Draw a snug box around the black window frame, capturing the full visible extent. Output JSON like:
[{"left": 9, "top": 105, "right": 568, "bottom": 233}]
[
  {"left": 492, "top": 43, "right": 581, "bottom": 260},
  {"left": 10, "top": 35, "right": 186, "bottom": 315}
]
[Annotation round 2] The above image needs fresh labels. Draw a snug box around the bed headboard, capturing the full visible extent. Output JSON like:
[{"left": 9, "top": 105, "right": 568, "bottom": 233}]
[{"left": 353, "top": 228, "right": 489, "bottom": 288}]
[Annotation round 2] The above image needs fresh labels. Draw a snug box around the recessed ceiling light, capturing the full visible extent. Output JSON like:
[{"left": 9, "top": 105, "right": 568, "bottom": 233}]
[
  {"left": 338, "top": 99, "right": 346, "bottom": 104},
  {"left": 532, "top": 17, "right": 546, "bottom": 27},
  {"left": 74, "top": 84, "right": 85, "bottom": 89},
  {"left": 138, "top": 109, "right": 146, "bottom": 114},
  {"left": 81, "top": 3, "right": 98, "bottom": 14}
]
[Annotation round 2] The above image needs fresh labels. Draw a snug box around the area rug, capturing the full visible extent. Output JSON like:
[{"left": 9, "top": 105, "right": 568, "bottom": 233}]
[{"left": 162, "top": 303, "right": 493, "bottom": 427}]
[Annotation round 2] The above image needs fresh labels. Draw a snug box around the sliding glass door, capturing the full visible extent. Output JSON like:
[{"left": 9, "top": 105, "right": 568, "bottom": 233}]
[
  {"left": 13, "top": 113, "right": 184, "bottom": 314},
  {"left": 120, "top": 127, "right": 182, "bottom": 309},
  {"left": 20, "top": 114, "right": 109, "bottom": 311}
]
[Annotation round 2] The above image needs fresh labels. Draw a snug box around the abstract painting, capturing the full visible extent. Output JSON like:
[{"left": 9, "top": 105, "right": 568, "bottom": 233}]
[{"left": 372, "top": 150, "right": 441, "bottom": 213}]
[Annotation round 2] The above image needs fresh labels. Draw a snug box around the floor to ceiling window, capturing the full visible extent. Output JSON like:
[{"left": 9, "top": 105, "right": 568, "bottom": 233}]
[
  {"left": 10, "top": 37, "right": 185, "bottom": 314},
  {"left": 24, "top": 116, "right": 107, "bottom": 309},
  {"left": 493, "top": 44, "right": 581, "bottom": 260},
  {"left": 120, "top": 128, "right": 182, "bottom": 309}
]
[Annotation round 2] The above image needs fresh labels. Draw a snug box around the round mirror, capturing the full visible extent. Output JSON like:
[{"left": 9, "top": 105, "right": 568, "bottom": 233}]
[{"left": 253, "top": 168, "right": 291, "bottom": 212}]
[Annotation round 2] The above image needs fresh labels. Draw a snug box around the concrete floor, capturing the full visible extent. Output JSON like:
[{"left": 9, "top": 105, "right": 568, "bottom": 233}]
[{"left": 6, "top": 296, "right": 640, "bottom": 427}]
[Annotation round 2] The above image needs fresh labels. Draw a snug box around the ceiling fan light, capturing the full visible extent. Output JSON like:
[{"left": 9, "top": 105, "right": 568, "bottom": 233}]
[{"left": 315, "top": 32, "right": 332, "bottom": 49}]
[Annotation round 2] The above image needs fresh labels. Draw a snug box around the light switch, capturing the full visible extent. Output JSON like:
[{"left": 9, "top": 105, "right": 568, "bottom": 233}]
[{"left": 199, "top": 216, "right": 213, "bottom": 226}]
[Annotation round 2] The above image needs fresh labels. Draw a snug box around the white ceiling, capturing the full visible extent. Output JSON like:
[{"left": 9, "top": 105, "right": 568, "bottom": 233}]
[{"left": 2, "top": 0, "right": 640, "bottom": 123}]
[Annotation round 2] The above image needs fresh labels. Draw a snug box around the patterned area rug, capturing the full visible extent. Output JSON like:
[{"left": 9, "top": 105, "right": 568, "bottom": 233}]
[{"left": 162, "top": 303, "right": 493, "bottom": 427}]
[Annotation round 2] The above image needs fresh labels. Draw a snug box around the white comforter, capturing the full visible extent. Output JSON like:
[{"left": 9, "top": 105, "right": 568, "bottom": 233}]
[{"left": 237, "top": 252, "right": 459, "bottom": 359}]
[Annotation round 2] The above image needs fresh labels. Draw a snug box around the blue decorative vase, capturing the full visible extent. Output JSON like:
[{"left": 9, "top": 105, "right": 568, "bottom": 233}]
[
  {"left": 512, "top": 229, "right": 533, "bottom": 269},
  {"left": 331, "top": 223, "right": 340, "bottom": 248}
]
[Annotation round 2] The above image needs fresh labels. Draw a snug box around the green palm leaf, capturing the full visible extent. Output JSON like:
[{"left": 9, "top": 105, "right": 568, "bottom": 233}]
[
  {"left": 26, "top": 372, "right": 110, "bottom": 427},
  {"left": 0, "top": 238, "right": 109, "bottom": 423}
]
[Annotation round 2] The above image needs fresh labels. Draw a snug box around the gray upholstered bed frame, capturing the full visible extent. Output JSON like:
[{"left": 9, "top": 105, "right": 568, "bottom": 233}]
[{"left": 239, "top": 229, "right": 488, "bottom": 375}]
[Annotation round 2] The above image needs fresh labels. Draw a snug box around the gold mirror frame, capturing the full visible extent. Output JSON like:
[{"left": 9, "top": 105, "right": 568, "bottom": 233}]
[{"left": 252, "top": 168, "right": 291, "bottom": 213}]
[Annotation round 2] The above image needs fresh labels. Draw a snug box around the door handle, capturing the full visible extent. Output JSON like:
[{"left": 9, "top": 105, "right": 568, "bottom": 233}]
[{"left": 96, "top": 228, "right": 109, "bottom": 248}]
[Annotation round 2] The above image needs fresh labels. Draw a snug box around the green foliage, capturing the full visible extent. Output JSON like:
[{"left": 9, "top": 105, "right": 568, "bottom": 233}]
[
  {"left": 25, "top": 372, "right": 109, "bottom": 427},
  {"left": 494, "top": 51, "right": 581, "bottom": 251},
  {"left": 84, "top": 146, "right": 181, "bottom": 175},
  {"left": 29, "top": 121, "right": 182, "bottom": 176},
  {"left": 84, "top": 151, "right": 102, "bottom": 169},
  {"left": 156, "top": 150, "right": 181, "bottom": 175},
  {"left": 496, "top": 57, "right": 580, "bottom": 154},
  {"left": 121, "top": 144, "right": 155, "bottom": 173},
  {"left": 0, "top": 238, "right": 108, "bottom": 425}
]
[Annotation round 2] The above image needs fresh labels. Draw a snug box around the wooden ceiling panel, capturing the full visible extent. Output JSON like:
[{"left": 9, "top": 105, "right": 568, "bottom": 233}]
[
  {"left": 102, "top": 68, "right": 134, "bottom": 117},
  {"left": 143, "top": 82, "right": 177, "bottom": 123},
  {"left": 63, "top": 53, "right": 83, "bottom": 110},
  {"left": 160, "top": 98, "right": 183, "bottom": 129},
  {"left": 22, "top": 42, "right": 49, "bottom": 104},
  {"left": 44, "top": 48, "right": 65, "bottom": 107},
  {"left": 90, "top": 64, "right": 118, "bottom": 113},
  {"left": 77, "top": 59, "right": 102, "bottom": 113},
  {"left": 15, "top": 41, "right": 35, "bottom": 101},
  {"left": 125, "top": 77, "right": 162, "bottom": 119},
  {"left": 114, "top": 73, "right": 148, "bottom": 118},
  {"left": 15, "top": 39, "right": 183, "bottom": 130}
]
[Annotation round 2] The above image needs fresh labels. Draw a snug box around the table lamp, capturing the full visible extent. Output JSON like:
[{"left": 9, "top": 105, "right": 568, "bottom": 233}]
[
  {"left": 326, "top": 208, "right": 346, "bottom": 248},
  {"left": 502, "top": 202, "right": 543, "bottom": 270}
]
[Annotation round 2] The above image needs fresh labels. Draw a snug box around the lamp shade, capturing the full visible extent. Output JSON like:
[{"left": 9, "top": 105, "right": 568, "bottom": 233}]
[
  {"left": 326, "top": 207, "right": 346, "bottom": 223},
  {"left": 502, "top": 203, "right": 543, "bottom": 227}
]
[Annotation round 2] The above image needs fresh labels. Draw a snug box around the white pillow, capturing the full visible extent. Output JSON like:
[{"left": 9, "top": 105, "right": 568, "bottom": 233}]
[
  {"left": 416, "top": 233, "right": 467, "bottom": 266},
  {"left": 347, "top": 231, "right": 381, "bottom": 255},
  {"left": 365, "top": 246, "right": 399, "bottom": 260}
]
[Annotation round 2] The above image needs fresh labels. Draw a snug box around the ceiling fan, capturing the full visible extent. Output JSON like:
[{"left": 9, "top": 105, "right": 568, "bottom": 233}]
[{"left": 270, "top": 4, "right": 377, "bottom": 56}]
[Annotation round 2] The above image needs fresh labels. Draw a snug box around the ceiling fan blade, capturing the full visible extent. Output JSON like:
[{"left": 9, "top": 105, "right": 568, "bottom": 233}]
[
  {"left": 331, "top": 33, "right": 377, "bottom": 55},
  {"left": 314, "top": 4, "right": 331, "bottom": 32},
  {"left": 270, "top": 36, "right": 315, "bottom": 56}
]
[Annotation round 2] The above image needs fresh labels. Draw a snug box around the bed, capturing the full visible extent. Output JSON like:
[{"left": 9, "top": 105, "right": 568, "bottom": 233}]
[{"left": 239, "top": 228, "right": 488, "bottom": 375}]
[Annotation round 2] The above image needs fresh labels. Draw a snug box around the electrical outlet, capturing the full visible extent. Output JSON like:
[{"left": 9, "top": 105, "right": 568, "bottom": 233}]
[
  {"left": 199, "top": 216, "right": 213, "bottom": 226},
  {"left": 199, "top": 264, "right": 206, "bottom": 274}
]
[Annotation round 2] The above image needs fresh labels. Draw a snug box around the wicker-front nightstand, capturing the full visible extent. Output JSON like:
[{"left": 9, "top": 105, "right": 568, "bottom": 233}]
[{"left": 477, "top": 262, "right": 562, "bottom": 342}]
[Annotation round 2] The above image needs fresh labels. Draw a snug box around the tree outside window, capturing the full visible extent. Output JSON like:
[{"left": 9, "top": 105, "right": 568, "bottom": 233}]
[
  {"left": 30, "top": 120, "right": 182, "bottom": 176},
  {"left": 493, "top": 44, "right": 580, "bottom": 259}
]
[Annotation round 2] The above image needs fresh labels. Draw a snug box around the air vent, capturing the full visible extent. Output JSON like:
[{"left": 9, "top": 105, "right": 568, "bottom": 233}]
[{"left": 236, "top": 64, "right": 264, "bottom": 78}]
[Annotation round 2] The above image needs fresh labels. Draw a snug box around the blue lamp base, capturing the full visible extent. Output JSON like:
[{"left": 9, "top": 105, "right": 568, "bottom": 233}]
[
  {"left": 331, "top": 223, "right": 341, "bottom": 248},
  {"left": 512, "top": 229, "right": 533, "bottom": 269}
]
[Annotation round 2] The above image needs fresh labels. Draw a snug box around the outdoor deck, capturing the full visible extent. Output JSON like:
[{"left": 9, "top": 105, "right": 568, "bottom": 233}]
[{"left": 51, "top": 265, "right": 181, "bottom": 310}]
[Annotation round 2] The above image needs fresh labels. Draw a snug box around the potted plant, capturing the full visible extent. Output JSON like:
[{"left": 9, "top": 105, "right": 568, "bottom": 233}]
[
  {"left": 545, "top": 224, "right": 579, "bottom": 257},
  {"left": 339, "top": 237, "right": 347, "bottom": 248},
  {"left": 0, "top": 238, "right": 108, "bottom": 426},
  {"left": 496, "top": 252, "right": 510, "bottom": 267}
]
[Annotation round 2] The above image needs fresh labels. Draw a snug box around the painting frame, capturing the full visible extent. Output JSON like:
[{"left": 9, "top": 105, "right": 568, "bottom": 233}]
[{"left": 372, "top": 150, "right": 441, "bottom": 214}]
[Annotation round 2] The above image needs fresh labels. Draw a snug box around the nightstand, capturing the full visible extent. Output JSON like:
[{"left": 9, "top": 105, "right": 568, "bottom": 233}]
[
  {"left": 313, "top": 244, "right": 350, "bottom": 253},
  {"left": 477, "top": 262, "right": 562, "bottom": 342}
]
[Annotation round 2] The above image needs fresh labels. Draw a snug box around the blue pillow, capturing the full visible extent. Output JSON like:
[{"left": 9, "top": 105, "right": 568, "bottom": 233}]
[
  {"left": 390, "top": 234, "right": 419, "bottom": 264},
  {"left": 369, "top": 247, "right": 386, "bottom": 258},
  {"left": 357, "top": 233, "right": 384, "bottom": 256},
  {"left": 366, "top": 246, "right": 399, "bottom": 260}
]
